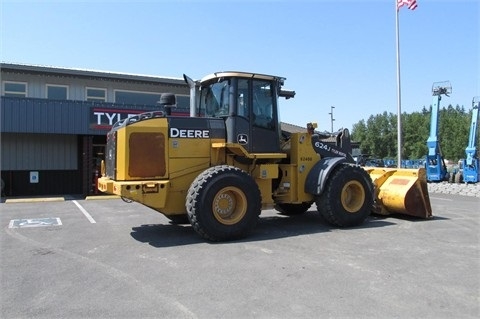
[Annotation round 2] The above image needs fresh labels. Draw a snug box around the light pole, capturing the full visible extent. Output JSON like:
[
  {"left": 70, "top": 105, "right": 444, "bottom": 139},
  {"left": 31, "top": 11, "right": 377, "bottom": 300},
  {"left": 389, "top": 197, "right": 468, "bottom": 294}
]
[{"left": 328, "top": 106, "right": 335, "bottom": 133}]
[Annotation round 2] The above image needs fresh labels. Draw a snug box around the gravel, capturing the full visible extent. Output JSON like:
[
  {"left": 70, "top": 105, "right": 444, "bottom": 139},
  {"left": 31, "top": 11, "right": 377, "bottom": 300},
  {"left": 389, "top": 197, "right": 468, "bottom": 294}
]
[{"left": 427, "top": 181, "right": 480, "bottom": 198}]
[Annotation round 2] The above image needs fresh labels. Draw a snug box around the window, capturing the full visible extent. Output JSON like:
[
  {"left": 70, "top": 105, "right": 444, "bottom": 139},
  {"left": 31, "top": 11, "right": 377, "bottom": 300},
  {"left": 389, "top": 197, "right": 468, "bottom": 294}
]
[
  {"left": 47, "top": 84, "right": 68, "bottom": 100},
  {"left": 86, "top": 87, "right": 106, "bottom": 102},
  {"left": 199, "top": 79, "right": 230, "bottom": 117},
  {"left": 237, "top": 79, "right": 250, "bottom": 119},
  {"left": 3, "top": 81, "right": 27, "bottom": 97},
  {"left": 252, "top": 80, "right": 274, "bottom": 129},
  {"left": 175, "top": 95, "right": 190, "bottom": 109},
  {"left": 114, "top": 90, "right": 161, "bottom": 106}
]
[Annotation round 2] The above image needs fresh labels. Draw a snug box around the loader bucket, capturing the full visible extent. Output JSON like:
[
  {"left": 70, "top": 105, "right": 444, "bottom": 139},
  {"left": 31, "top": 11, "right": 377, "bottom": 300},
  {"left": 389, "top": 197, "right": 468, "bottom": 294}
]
[{"left": 363, "top": 167, "right": 432, "bottom": 219}]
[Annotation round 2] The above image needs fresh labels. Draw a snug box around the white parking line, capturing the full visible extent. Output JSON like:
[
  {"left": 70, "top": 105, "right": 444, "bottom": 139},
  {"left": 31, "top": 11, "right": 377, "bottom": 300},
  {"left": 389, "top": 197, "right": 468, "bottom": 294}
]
[{"left": 72, "top": 200, "right": 97, "bottom": 223}]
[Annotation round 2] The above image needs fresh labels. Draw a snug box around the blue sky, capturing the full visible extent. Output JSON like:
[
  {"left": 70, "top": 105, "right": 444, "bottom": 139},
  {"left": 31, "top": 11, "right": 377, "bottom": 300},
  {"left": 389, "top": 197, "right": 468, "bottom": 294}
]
[{"left": 1, "top": 0, "right": 478, "bottom": 132}]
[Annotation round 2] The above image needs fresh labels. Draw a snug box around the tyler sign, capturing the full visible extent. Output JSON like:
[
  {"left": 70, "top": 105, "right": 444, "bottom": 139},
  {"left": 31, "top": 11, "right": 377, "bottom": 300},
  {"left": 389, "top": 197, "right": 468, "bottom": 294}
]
[{"left": 90, "top": 107, "right": 150, "bottom": 130}]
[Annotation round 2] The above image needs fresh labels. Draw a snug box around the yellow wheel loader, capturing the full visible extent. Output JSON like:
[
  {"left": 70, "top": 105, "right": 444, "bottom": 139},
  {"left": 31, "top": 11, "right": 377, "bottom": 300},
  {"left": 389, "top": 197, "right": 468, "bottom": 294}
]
[{"left": 98, "top": 71, "right": 432, "bottom": 241}]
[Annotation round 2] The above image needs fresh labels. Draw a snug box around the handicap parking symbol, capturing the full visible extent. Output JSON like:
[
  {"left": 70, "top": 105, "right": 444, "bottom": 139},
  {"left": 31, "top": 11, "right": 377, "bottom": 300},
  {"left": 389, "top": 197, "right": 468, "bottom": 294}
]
[{"left": 9, "top": 218, "right": 62, "bottom": 228}]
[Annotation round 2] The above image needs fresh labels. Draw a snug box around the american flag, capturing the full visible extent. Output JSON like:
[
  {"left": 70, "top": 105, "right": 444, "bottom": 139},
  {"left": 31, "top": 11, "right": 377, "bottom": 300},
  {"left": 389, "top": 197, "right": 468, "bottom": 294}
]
[{"left": 397, "top": 0, "right": 418, "bottom": 11}]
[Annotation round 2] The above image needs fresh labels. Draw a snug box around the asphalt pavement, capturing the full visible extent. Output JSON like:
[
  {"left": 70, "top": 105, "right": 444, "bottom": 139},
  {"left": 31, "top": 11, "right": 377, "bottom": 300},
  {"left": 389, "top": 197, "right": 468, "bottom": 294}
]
[{"left": 1, "top": 191, "right": 479, "bottom": 319}]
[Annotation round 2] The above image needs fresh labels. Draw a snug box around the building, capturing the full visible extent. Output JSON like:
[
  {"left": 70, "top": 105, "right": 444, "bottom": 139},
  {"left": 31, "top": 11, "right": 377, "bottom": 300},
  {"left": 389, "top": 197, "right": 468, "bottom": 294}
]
[{"left": 1, "top": 63, "right": 190, "bottom": 197}]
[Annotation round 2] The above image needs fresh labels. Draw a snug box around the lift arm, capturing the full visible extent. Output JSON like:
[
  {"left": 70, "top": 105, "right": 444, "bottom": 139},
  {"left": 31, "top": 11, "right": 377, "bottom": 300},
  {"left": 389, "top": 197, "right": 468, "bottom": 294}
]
[
  {"left": 465, "top": 97, "right": 479, "bottom": 166},
  {"left": 426, "top": 94, "right": 441, "bottom": 157},
  {"left": 426, "top": 81, "right": 451, "bottom": 182}
]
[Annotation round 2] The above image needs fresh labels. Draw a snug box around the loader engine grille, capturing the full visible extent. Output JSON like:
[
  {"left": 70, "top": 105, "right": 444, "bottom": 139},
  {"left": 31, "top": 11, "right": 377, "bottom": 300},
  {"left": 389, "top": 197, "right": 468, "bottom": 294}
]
[{"left": 129, "top": 132, "right": 166, "bottom": 177}]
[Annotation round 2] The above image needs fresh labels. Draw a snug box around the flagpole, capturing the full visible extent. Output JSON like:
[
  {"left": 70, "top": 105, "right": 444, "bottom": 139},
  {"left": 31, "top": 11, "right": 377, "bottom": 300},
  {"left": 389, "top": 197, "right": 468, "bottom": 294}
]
[{"left": 395, "top": 1, "right": 403, "bottom": 168}]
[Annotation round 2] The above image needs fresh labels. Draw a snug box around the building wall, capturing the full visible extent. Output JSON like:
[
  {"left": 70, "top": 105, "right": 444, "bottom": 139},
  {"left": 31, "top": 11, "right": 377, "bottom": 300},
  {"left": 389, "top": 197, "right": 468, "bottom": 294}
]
[
  {"left": 0, "top": 64, "right": 191, "bottom": 197},
  {"left": 0, "top": 97, "right": 173, "bottom": 135},
  {"left": 1, "top": 168, "right": 83, "bottom": 197},
  {"left": 1, "top": 133, "right": 77, "bottom": 170},
  {"left": 0, "top": 97, "right": 179, "bottom": 197},
  {"left": 0, "top": 133, "right": 83, "bottom": 197},
  {"left": 2, "top": 97, "right": 91, "bottom": 134},
  {"left": 1, "top": 68, "right": 189, "bottom": 102}
]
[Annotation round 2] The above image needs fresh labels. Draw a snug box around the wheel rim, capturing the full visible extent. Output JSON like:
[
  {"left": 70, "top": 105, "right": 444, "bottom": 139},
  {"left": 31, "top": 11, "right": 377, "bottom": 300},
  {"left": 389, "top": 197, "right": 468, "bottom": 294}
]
[
  {"left": 341, "top": 180, "right": 365, "bottom": 213},
  {"left": 212, "top": 186, "right": 247, "bottom": 225}
]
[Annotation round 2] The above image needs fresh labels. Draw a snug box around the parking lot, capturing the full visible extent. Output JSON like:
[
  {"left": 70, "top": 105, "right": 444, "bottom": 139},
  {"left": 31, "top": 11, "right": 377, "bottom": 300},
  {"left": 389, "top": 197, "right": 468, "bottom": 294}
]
[{"left": 1, "top": 194, "right": 479, "bottom": 319}]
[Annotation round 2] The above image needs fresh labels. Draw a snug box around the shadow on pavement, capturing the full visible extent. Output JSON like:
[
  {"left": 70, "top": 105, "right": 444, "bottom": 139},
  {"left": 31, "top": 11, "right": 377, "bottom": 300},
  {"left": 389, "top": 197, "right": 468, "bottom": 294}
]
[
  {"left": 372, "top": 213, "right": 450, "bottom": 222},
  {"left": 130, "top": 211, "right": 397, "bottom": 248}
]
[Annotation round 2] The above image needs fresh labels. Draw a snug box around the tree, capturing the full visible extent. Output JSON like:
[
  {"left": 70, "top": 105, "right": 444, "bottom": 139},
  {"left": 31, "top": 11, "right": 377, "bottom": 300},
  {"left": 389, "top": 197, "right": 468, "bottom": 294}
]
[
  {"left": 402, "top": 111, "right": 428, "bottom": 159},
  {"left": 351, "top": 104, "right": 472, "bottom": 162},
  {"left": 439, "top": 104, "right": 469, "bottom": 160}
]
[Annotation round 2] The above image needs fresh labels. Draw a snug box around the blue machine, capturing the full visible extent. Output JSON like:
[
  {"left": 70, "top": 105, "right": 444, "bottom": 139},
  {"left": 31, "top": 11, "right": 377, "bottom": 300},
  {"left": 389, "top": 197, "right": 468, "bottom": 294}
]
[
  {"left": 462, "top": 97, "right": 479, "bottom": 183},
  {"left": 426, "top": 81, "right": 451, "bottom": 182}
]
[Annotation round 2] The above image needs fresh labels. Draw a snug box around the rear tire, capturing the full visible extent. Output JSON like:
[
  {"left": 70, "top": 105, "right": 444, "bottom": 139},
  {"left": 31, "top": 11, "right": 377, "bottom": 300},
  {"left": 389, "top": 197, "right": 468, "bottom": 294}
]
[
  {"left": 316, "top": 164, "right": 373, "bottom": 227},
  {"left": 275, "top": 202, "right": 312, "bottom": 216},
  {"left": 186, "top": 165, "right": 261, "bottom": 241}
]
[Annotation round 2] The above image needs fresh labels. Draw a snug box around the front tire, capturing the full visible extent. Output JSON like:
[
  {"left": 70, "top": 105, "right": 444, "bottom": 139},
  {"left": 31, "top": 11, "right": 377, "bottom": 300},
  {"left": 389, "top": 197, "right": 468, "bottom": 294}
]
[
  {"left": 316, "top": 164, "right": 373, "bottom": 227},
  {"left": 186, "top": 165, "right": 261, "bottom": 241}
]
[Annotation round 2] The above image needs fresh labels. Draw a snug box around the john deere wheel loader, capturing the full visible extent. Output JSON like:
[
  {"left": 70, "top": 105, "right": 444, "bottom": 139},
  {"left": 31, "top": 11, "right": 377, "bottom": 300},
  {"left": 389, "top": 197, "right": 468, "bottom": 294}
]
[{"left": 98, "top": 71, "right": 432, "bottom": 241}]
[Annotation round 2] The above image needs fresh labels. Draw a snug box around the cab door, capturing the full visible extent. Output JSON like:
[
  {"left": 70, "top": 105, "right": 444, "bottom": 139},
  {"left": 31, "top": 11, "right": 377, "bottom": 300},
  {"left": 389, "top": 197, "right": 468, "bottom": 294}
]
[
  {"left": 250, "top": 79, "right": 280, "bottom": 153},
  {"left": 225, "top": 78, "right": 280, "bottom": 153}
]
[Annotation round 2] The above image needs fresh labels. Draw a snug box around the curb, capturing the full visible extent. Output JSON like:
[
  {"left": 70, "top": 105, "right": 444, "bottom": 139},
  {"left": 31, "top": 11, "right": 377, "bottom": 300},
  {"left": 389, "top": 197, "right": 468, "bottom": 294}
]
[
  {"left": 5, "top": 197, "right": 65, "bottom": 203},
  {"left": 3, "top": 195, "right": 121, "bottom": 204},
  {"left": 85, "top": 195, "right": 120, "bottom": 200}
]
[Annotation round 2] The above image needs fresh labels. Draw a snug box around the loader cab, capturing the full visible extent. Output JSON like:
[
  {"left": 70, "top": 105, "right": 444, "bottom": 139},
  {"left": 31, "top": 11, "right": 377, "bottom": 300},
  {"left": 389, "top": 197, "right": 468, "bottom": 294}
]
[{"left": 197, "top": 72, "right": 284, "bottom": 153}]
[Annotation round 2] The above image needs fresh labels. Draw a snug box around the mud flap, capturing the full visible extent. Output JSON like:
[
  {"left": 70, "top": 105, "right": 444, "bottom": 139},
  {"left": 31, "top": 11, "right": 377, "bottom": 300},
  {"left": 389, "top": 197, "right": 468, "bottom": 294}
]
[{"left": 363, "top": 167, "right": 432, "bottom": 219}]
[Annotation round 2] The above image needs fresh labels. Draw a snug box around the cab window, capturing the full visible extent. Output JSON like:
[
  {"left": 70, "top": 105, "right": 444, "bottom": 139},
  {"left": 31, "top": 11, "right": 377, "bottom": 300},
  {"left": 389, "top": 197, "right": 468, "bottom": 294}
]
[
  {"left": 237, "top": 79, "right": 250, "bottom": 119},
  {"left": 199, "top": 80, "right": 230, "bottom": 117},
  {"left": 252, "top": 80, "right": 274, "bottom": 128}
]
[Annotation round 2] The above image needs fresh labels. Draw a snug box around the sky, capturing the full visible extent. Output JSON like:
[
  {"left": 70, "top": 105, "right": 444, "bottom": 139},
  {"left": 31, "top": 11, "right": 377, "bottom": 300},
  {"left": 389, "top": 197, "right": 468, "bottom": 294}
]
[{"left": 1, "top": 0, "right": 479, "bottom": 132}]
